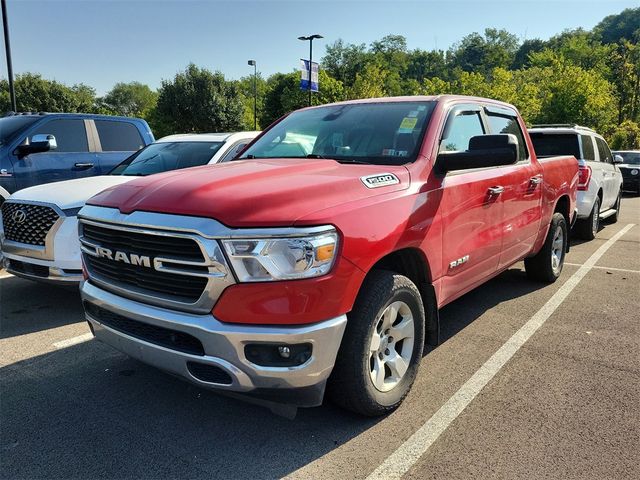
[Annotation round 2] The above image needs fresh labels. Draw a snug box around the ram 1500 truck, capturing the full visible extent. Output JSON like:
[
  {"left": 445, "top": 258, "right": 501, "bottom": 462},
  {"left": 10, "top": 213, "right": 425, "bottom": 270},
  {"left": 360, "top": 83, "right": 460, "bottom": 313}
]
[{"left": 79, "top": 96, "right": 578, "bottom": 416}]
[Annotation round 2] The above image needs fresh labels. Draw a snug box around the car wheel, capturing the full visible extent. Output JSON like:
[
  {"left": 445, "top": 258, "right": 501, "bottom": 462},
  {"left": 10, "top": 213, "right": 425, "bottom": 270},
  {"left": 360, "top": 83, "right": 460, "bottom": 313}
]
[
  {"left": 575, "top": 196, "right": 600, "bottom": 240},
  {"left": 327, "top": 270, "right": 425, "bottom": 416},
  {"left": 525, "top": 212, "right": 568, "bottom": 283}
]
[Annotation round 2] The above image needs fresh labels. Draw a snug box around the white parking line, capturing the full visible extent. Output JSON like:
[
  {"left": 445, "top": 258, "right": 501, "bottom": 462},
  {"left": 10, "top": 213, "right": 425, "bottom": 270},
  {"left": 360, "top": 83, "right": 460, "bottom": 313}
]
[
  {"left": 52, "top": 333, "right": 94, "bottom": 349},
  {"left": 366, "top": 223, "right": 635, "bottom": 480},
  {"left": 565, "top": 263, "right": 640, "bottom": 274}
]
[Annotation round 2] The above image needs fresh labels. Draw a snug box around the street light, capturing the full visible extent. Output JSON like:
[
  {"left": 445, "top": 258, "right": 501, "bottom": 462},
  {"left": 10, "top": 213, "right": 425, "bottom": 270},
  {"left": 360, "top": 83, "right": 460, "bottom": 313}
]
[
  {"left": 1, "top": 0, "right": 16, "bottom": 112},
  {"left": 247, "top": 59, "right": 257, "bottom": 130},
  {"left": 298, "top": 34, "right": 323, "bottom": 106}
]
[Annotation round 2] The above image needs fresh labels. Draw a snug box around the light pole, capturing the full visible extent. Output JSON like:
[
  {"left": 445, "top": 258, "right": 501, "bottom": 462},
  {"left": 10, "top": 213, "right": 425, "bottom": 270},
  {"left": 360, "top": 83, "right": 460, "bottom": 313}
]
[
  {"left": 247, "top": 60, "right": 257, "bottom": 130},
  {"left": 298, "top": 34, "right": 323, "bottom": 106},
  {"left": 1, "top": 0, "right": 16, "bottom": 112}
]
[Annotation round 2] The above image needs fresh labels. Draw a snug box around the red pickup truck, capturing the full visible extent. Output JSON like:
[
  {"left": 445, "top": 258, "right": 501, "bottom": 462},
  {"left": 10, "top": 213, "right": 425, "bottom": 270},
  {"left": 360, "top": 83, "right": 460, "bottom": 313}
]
[{"left": 79, "top": 96, "right": 578, "bottom": 416}]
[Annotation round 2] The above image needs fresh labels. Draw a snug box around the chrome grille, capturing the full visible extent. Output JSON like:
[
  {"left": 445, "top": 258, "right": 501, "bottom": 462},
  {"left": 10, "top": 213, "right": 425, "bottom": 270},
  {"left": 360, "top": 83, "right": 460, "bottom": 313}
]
[
  {"left": 1, "top": 202, "right": 60, "bottom": 246},
  {"left": 79, "top": 219, "right": 233, "bottom": 313}
]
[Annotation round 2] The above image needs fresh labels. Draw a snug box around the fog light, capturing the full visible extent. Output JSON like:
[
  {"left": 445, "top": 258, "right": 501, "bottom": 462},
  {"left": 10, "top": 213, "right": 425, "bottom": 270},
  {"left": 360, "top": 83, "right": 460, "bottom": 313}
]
[
  {"left": 245, "top": 343, "right": 312, "bottom": 367},
  {"left": 278, "top": 346, "right": 291, "bottom": 358}
]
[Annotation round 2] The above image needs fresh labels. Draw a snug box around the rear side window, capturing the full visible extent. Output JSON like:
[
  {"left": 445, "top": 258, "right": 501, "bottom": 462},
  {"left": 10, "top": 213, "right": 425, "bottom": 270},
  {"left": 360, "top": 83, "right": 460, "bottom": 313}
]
[
  {"left": 487, "top": 114, "right": 528, "bottom": 161},
  {"left": 95, "top": 120, "right": 144, "bottom": 152},
  {"left": 529, "top": 133, "right": 580, "bottom": 159},
  {"left": 440, "top": 112, "right": 484, "bottom": 153},
  {"left": 32, "top": 119, "right": 88, "bottom": 152},
  {"left": 595, "top": 137, "right": 612, "bottom": 163},
  {"left": 581, "top": 135, "right": 596, "bottom": 161}
]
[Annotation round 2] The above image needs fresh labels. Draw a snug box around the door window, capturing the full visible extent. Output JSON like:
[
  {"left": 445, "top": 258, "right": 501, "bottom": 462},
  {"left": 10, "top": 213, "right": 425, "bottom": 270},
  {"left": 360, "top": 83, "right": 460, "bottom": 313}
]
[
  {"left": 581, "top": 135, "right": 596, "bottom": 161},
  {"left": 95, "top": 120, "right": 144, "bottom": 151},
  {"left": 439, "top": 111, "right": 484, "bottom": 153},
  {"left": 221, "top": 142, "right": 249, "bottom": 162},
  {"left": 32, "top": 119, "right": 88, "bottom": 152},
  {"left": 595, "top": 137, "right": 613, "bottom": 164},
  {"left": 486, "top": 113, "right": 528, "bottom": 161}
]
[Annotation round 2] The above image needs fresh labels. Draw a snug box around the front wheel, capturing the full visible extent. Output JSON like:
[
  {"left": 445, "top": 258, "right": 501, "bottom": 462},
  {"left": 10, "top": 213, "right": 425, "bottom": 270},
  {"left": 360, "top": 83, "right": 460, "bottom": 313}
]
[
  {"left": 327, "top": 270, "right": 425, "bottom": 416},
  {"left": 525, "top": 212, "right": 568, "bottom": 283}
]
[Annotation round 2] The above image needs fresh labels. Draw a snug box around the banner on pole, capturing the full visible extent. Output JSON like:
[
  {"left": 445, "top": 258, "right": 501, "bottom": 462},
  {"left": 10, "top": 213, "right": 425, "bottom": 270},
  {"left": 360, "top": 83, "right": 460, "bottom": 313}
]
[{"left": 300, "top": 59, "right": 319, "bottom": 92}]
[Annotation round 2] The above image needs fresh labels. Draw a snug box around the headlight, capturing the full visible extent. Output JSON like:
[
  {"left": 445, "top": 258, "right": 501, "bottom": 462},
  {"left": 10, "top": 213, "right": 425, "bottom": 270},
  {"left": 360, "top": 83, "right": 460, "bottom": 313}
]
[
  {"left": 222, "top": 228, "right": 338, "bottom": 282},
  {"left": 631, "top": 169, "right": 639, "bottom": 176}
]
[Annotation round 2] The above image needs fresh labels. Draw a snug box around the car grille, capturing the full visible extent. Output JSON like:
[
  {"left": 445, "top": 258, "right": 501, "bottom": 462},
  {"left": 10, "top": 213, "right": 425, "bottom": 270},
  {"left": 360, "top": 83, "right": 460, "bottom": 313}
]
[
  {"left": 85, "top": 302, "right": 205, "bottom": 356},
  {"left": 81, "top": 223, "right": 209, "bottom": 303},
  {"left": 1, "top": 202, "right": 59, "bottom": 246},
  {"left": 187, "top": 362, "right": 232, "bottom": 384},
  {"left": 620, "top": 168, "right": 638, "bottom": 180}
]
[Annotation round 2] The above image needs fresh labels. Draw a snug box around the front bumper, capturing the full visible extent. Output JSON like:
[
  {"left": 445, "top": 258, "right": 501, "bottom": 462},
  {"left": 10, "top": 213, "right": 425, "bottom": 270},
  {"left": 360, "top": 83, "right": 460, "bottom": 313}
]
[
  {"left": 81, "top": 281, "right": 347, "bottom": 407},
  {"left": 2, "top": 255, "right": 83, "bottom": 284}
]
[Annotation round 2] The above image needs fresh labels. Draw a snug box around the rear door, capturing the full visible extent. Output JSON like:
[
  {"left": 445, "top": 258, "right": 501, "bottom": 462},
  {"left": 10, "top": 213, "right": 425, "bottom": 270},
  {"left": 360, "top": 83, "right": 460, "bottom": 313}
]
[
  {"left": 13, "top": 118, "right": 97, "bottom": 190},
  {"left": 485, "top": 107, "right": 543, "bottom": 269},
  {"left": 438, "top": 104, "right": 505, "bottom": 303},
  {"left": 92, "top": 120, "right": 146, "bottom": 174}
]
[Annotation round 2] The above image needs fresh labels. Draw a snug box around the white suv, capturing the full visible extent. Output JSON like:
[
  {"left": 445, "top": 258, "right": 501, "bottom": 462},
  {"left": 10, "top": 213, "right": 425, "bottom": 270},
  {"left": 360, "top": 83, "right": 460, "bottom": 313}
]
[
  {"left": 529, "top": 125, "right": 623, "bottom": 240},
  {"left": 0, "top": 132, "right": 259, "bottom": 284}
]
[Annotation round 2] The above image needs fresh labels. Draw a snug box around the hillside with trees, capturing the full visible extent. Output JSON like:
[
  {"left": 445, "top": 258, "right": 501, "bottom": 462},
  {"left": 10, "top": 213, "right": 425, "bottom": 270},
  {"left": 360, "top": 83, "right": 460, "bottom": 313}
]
[{"left": 1, "top": 7, "right": 638, "bottom": 147}]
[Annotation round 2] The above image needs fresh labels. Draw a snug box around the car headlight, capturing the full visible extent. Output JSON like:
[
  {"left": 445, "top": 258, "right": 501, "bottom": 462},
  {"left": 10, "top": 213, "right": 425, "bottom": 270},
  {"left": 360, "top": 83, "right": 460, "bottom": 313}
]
[
  {"left": 222, "top": 227, "right": 338, "bottom": 282},
  {"left": 631, "top": 169, "right": 639, "bottom": 176}
]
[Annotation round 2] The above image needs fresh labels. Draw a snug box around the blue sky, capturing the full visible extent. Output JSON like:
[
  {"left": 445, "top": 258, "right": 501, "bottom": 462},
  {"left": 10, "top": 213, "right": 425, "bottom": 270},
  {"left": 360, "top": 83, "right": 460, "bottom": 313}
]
[{"left": 1, "top": 0, "right": 638, "bottom": 94}]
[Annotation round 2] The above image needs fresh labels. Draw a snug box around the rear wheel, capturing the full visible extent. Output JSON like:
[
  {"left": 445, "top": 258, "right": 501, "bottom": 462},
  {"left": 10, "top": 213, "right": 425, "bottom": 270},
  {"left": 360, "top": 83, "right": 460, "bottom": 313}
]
[
  {"left": 575, "top": 196, "right": 600, "bottom": 240},
  {"left": 327, "top": 270, "right": 425, "bottom": 416},
  {"left": 525, "top": 212, "right": 567, "bottom": 283}
]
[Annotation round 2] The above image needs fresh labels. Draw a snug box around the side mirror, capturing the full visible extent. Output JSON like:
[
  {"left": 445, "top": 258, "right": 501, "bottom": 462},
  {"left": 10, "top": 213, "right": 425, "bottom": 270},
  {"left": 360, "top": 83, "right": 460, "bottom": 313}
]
[
  {"left": 436, "top": 134, "right": 518, "bottom": 174},
  {"left": 15, "top": 134, "right": 58, "bottom": 157},
  {"left": 613, "top": 154, "right": 624, "bottom": 164}
]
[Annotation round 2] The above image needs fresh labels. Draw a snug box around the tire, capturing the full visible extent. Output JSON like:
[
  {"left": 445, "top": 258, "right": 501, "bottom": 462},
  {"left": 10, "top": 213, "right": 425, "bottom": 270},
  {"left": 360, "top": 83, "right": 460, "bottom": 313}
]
[
  {"left": 575, "top": 196, "right": 600, "bottom": 240},
  {"left": 327, "top": 270, "right": 425, "bottom": 416},
  {"left": 525, "top": 212, "right": 568, "bottom": 283},
  {"left": 609, "top": 191, "right": 622, "bottom": 224}
]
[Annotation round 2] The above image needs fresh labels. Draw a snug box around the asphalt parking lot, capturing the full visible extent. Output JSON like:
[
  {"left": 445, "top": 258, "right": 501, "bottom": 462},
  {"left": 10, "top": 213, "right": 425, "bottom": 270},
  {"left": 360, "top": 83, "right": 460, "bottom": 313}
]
[{"left": 1, "top": 195, "right": 639, "bottom": 480}]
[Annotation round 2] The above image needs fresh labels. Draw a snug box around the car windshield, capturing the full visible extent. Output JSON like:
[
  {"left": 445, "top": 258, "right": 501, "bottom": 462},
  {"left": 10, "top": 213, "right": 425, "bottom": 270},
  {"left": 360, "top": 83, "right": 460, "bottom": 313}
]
[
  {"left": 529, "top": 133, "right": 580, "bottom": 158},
  {"left": 0, "top": 116, "right": 39, "bottom": 145},
  {"left": 110, "top": 141, "right": 224, "bottom": 176},
  {"left": 616, "top": 152, "right": 640, "bottom": 165},
  {"left": 238, "top": 101, "right": 436, "bottom": 165}
]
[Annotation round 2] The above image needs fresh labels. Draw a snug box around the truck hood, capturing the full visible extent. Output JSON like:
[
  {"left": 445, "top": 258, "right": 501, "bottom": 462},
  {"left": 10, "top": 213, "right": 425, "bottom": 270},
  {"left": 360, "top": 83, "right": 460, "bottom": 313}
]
[
  {"left": 87, "top": 159, "right": 410, "bottom": 227},
  {"left": 9, "top": 176, "right": 134, "bottom": 210}
]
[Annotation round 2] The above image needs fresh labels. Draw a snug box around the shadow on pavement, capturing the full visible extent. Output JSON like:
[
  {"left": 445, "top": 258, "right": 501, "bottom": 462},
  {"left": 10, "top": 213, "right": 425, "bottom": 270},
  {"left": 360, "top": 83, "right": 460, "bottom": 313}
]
[{"left": 0, "top": 275, "right": 84, "bottom": 340}]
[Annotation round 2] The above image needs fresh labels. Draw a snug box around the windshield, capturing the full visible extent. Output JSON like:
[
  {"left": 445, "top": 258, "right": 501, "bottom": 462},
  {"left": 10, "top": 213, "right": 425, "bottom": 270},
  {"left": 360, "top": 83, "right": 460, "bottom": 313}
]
[
  {"left": 616, "top": 152, "right": 640, "bottom": 165},
  {"left": 239, "top": 101, "right": 436, "bottom": 165},
  {"left": 110, "top": 141, "right": 224, "bottom": 176},
  {"left": 529, "top": 133, "right": 580, "bottom": 158},
  {"left": 0, "top": 116, "right": 39, "bottom": 145}
]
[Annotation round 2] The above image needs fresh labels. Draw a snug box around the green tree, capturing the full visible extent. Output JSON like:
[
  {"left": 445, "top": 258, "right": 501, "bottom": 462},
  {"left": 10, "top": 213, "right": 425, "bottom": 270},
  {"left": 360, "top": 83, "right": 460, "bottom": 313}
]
[
  {"left": 594, "top": 7, "right": 640, "bottom": 44},
  {"left": 260, "top": 70, "right": 344, "bottom": 126},
  {"left": 608, "top": 120, "right": 640, "bottom": 149},
  {"left": 0, "top": 73, "right": 97, "bottom": 112},
  {"left": 512, "top": 39, "right": 547, "bottom": 69},
  {"left": 101, "top": 82, "right": 158, "bottom": 117},
  {"left": 346, "top": 63, "right": 387, "bottom": 99},
  {"left": 153, "top": 64, "right": 244, "bottom": 137},
  {"left": 449, "top": 28, "right": 520, "bottom": 74},
  {"left": 322, "top": 39, "right": 370, "bottom": 85}
]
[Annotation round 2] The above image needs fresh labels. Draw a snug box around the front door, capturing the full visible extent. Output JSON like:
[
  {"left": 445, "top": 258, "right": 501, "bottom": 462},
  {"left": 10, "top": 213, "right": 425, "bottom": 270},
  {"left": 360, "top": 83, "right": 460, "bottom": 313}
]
[
  {"left": 438, "top": 106, "right": 505, "bottom": 304},
  {"left": 13, "top": 118, "right": 98, "bottom": 190}
]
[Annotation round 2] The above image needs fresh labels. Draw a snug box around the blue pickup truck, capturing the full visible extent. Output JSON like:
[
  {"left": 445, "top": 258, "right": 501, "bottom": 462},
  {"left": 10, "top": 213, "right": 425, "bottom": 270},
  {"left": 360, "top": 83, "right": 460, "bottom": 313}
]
[{"left": 0, "top": 112, "right": 154, "bottom": 204}]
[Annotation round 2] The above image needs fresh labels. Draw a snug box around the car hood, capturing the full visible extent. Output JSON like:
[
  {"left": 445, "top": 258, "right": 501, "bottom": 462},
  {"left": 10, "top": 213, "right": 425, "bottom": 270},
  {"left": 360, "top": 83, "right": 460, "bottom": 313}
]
[
  {"left": 9, "top": 176, "right": 135, "bottom": 210},
  {"left": 87, "top": 159, "right": 410, "bottom": 227},
  {"left": 618, "top": 164, "right": 640, "bottom": 169}
]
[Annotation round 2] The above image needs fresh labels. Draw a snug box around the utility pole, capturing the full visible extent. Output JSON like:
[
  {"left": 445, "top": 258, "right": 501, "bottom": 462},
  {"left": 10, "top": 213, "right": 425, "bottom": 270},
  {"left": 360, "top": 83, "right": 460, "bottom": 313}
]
[
  {"left": 1, "top": 0, "right": 16, "bottom": 111},
  {"left": 247, "top": 60, "right": 257, "bottom": 130},
  {"left": 298, "top": 34, "right": 323, "bottom": 106}
]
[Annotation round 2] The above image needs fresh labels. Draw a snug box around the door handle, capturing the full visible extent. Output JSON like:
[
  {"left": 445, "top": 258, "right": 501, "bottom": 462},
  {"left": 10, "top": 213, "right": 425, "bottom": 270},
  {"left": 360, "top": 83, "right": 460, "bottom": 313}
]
[
  {"left": 487, "top": 186, "right": 504, "bottom": 195},
  {"left": 74, "top": 162, "right": 94, "bottom": 169},
  {"left": 529, "top": 176, "right": 543, "bottom": 185}
]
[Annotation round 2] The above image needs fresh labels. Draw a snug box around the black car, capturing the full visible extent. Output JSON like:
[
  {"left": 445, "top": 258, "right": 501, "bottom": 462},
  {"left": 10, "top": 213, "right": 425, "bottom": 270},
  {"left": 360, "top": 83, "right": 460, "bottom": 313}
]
[{"left": 614, "top": 150, "right": 640, "bottom": 194}]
